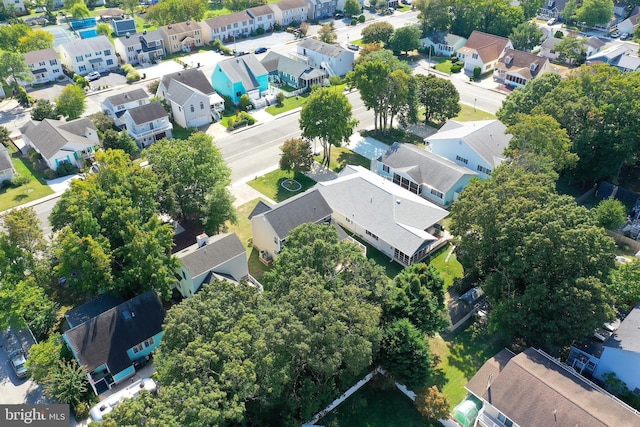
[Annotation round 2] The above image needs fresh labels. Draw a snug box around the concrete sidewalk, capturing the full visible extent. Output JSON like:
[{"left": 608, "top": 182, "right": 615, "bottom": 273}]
[{"left": 231, "top": 181, "right": 275, "bottom": 207}]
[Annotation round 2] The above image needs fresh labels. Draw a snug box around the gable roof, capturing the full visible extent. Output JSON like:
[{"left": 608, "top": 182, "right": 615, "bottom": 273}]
[
  {"left": 175, "top": 233, "right": 246, "bottom": 280},
  {"left": 20, "top": 118, "right": 96, "bottom": 160},
  {"left": 585, "top": 36, "right": 606, "bottom": 49},
  {"left": 498, "top": 48, "right": 549, "bottom": 80},
  {"left": 298, "top": 38, "right": 350, "bottom": 58},
  {"left": 159, "top": 20, "right": 201, "bottom": 36},
  {"left": 64, "top": 293, "right": 125, "bottom": 329},
  {"left": 467, "top": 348, "right": 640, "bottom": 427},
  {"left": 125, "top": 101, "right": 167, "bottom": 125},
  {"left": 64, "top": 291, "right": 164, "bottom": 373},
  {"left": 105, "top": 88, "right": 148, "bottom": 107},
  {"left": 378, "top": 142, "right": 477, "bottom": 193},
  {"left": 261, "top": 51, "right": 324, "bottom": 78},
  {"left": 161, "top": 68, "right": 214, "bottom": 95},
  {"left": 141, "top": 29, "right": 163, "bottom": 43},
  {"left": 247, "top": 4, "right": 273, "bottom": 16},
  {"left": 248, "top": 200, "right": 273, "bottom": 219},
  {"left": 217, "top": 54, "right": 268, "bottom": 90},
  {"left": 115, "top": 34, "right": 141, "bottom": 48},
  {"left": 272, "top": 0, "right": 307, "bottom": 10},
  {"left": 604, "top": 303, "right": 640, "bottom": 352},
  {"left": 458, "top": 30, "right": 511, "bottom": 63},
  {"left": 203, "top": 11, "right": 253, "bottom": 30},
  {"left": 60, "top": 35, "right": 113, "bottom": 55},
  {"left": 0, "top": 145, "right": 13, "bottom": 173},
  {"left": 423, "top": 31, "right": 466, "bottom": 46},
  {"left": 426, "top": 120, "right": 510, "bottom": 168},
  {"left": 317, "top": 166, "right": 448, "bottom": 256},
  {"left": 24, "top": 48, "right": 58, "bottom": 65},
  {"left": 256, "top": 189, "right": 332, "bottom": 239},
  {"left": 542, "top": 37, "right": 562, "bottom": 50}
]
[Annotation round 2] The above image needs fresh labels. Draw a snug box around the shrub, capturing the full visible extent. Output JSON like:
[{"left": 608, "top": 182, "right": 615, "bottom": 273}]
[
  {"left": 122, "top": 64, "right": 135, "bottom": 74},
  {"left": 351, "top": 18, "right": 357, "bottom": 25},
  {"left": 44, "top": 169, "right": 56, "bottom": 180},
  {"left": 273, "top": 23, "right": 282, "bottom": 31},
  {"left": 11, "top": 174, "right": 30, "bottom": 187},
  {"left": 16, "top": 86, "right": 32, "bottom": 107},
  {"left": 239, "top": 94, "right": 252, "bottom": 110},
  {"left": 256, "top": 27, "right": 265, "bottom": 35},
  {"left": 451, "top": 63, "right": 463, "bottom": 73},
  {"left": 290, "top": 20, "right": 300, "bottom": 27},
  {"left": 451, "top": 56, "right": 458, "bottom": 64},
  {"left": 2, "top": 179, "right": 12, "bottom": 188},
  {"left": 147, "top": 80, "right": 160, "bottom": 95},
  {"left": 74, "top": 402, "right": 90, "bottom": 420},
  {"left": 358, "top": 14, "right": 365, "bottom": 22},
  {"left": 473, "top": 66, "right": 481, "bottom": 79},
  {"left": 56, "top": 162, "right": 79, "bottom": 177},
  {"left": 126, "top": 70, "right": 141, "bottom": 82},
  {"left": 276, "top": 92, "right": 285, "bottom": 107},
  {"left": 73, "top": 75, "right": 89, "bottom": 88},
  {"left": 329, "top": 75, "right": 343, "bottom": 86}
]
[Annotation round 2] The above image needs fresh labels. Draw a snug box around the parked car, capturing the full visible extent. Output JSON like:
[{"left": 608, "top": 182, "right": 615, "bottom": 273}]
[
  {"left": 86, "top": 71, "right": 101, "bottom": 81},
  {"left": 254, "top": 47, "right": 267, "bottom": 54},
  {"left": 610, "top": 30, "right": 620, "bottom": 38},
  {"left": 347, "top": 43, "right": 360, "bottom": 51},
  {"left": 547, "top": 17, "right": 557, "bottom": 25},
  {"left": 9, "top": 349, "right": 27, "bottom": 379},
  {"left": 620, "top": 32, "right": 631, "bottom": 40}
]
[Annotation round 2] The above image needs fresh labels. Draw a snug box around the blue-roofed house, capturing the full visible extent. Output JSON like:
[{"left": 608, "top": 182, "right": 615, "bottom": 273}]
[
  {"left": 111, "top": 17, "right": 137, "bottom": 37},
  {"left": 211, "top": 54, "right": 269, "bottom": 105},
  {"left": 63, "top": 291, "right": 165, "bottom": 395}
]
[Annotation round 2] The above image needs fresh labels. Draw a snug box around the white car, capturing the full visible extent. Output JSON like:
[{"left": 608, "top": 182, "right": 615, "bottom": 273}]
[
  {"left": 86, "top": 71, "right": 101, "bottom": 81},
  {"left": 89, "top": 378, "right": 156, "bottom": 422},
  {"left": 547, "top": 18, "right": 557, "bottom": 25},
  {"left": 9, "top": 349, "right": 27, "bottom": 379}
]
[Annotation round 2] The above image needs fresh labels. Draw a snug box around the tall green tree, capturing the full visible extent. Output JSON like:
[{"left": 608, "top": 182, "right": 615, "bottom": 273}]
[
  {"left": 576, "top": 0, "right": 613, "bottom": 27},
  {"left": 143, "top": 132, "right": 236, "bottom": 233},
  {"left": 317, "top": 23, "right": 337, "bottom": 44},
  {"left": 509, "top": 21, "right": 544, "bottom": 52},
  {"left": 343, "top": 0, "right": 361, "bottom": 16},
  {"left": 361, "top": 21, "right": 394, "bottom": 45},
  {"left": 69, "top": 2, "right": 90, "bottom": 19},
  {"left": 496, "top": 72, "right": 562, "bottom": 126},
  {"left": 519, "top": 0, "right": 545, "bottom": 19},
  {"left": 379, "top": 319, "right": 432, "bottom": 389},
  {"left": 554, "top": 36, "right": 587, "bottom": 65},
  {"left": 55, "top": 85, "right": 86, "bottom": 120},
  {"left": 18, "top": 29, "right": 54, "bottom": 53},
  {"left": 299, "top": 87, "right": 358, "bottom": 167},
  {"left": 592, "top": 198, "right": 626, "bottom": 230},
  {"left": 279, "top": 137, "right": 313, "bottom": 174},
  {"left": 25, "top": 333, "right": 69, "bottom": 383},
  {"left": 415, "top": 0, "right": 451, "bottom": 33},
  {"left": 0, "top": 50, "right": 32, "bottom": 86},
  {"left": 31, "top": 99, "right": 60, "bottom": 121},
  {"left": 563, "top": 0, "right": 578, "bottom": 24},
  {"left": 415, "top": 74, "right": 460, "bottom": 124},
  {"left": 43, "top": 360, "right": 89, "bottom": 411},
  {"left": 101, "top": 129, "right": 138, "bottom": 156},
  {"left": 146, "top": 0, "right": 207, "bottom": 25},
  {"left": 608, "top": 259, "right": 640, "bottom": 308},
  {"left": 0, "top": 24, "right": 31, "bottom": 52},
  {"left": 450, "top": 164, "right": 616, "bottom": 351},
  {"left": 389, "top": 25, "right": 422, "bottom": 55}
]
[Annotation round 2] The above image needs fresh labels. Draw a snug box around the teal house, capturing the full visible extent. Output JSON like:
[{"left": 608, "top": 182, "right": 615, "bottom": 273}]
[
  {"left": 63, "top": 291, "right": 165, "bottom": 395},
  {"left": 212, "top": 54, "right": 269, "bottom": 105}
]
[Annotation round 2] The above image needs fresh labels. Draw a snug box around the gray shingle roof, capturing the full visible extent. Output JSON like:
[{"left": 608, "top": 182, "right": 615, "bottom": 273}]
[
  {"left": 247, "top": 4, "right": 273, "bottom": 16},
  {"left": 161, "top": 68, "right": 214, "bottom": 95},
  {"left": 0, "top": 146, "right": 12, "bottom": 174},
  {"left": 159, "top": 20, "right": 201, "bottom": 36},
  {"left": 248, "top": 200, "right": 272, "bottom": 219},
  {"left": 165, "top": 80, "right": 200, "bottom": 105},
  {"left": 298, "top": 38, "right": 349, "bottom": 58},
  {"left": 378, "top": 142, "right": 477, "bottom": 193},
  {"left": 272, "top": 0, "right": 307, "bottom": 10},
  {"left": 175, "top": 233, "right": 246, "bottom": 280},
  {"left": 604, "top": 303, "right": 640, "bottom": 352},
  {"left": 24, "top": 48, "right": 58, "bottom": 65},
  {"left": 125, "top": 101, "right": 167, "bottom": 125},
  {"left": 498, "top": 48, "right": 549, "bottom": 80},
  {"left": 203, "top": 11, "right": 253, "bottom": 29},
  {"left": 467, "top": 348, "right": 640, "bottom": 427},
  {"left": 111, "top": 17, "right": 136, "bottom": 35},
  {"left": 542, "top": 37, "right": 562, "bottom": 50},
  {"left": 21, "top": 118, "right": 96, "bottom": 160},
  {"left": 261, "top": 51, "right": 315, "bottom": 77},
  {"left": 317, "top": 166, "right": 448, "bottom": 256},
  {"left": 115, "top": 34, "right": 141, "bottom": 48},
  {"left": 217, "top": 54, "right": 268, "bottom": 91},
  {"left": 60, "top": 35, "right": 113, "bottom": 55},
  {"left": 427, "top": 120, "right": 510, "bottom": 168},
  {"left": 64, "top": 293, "right": 125, "bottom": 329},
  {"left": 64, "top": 291, "right": 164, "bottom": 374},
  {"left": 260, "top": 189, "right": 332, "bottom": 239},
  {"left": 105, "top": 88, "right": 148, "bottom": 107}
]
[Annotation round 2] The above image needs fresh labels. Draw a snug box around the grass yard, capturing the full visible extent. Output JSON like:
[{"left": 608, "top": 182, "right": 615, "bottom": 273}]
[
  {"left": 429, "top": 321, "right": 505, "bottom": 409},
  {"left": 0, "top": 156, "right": 53, "bottom": 212},
  {"left": 265, "top": 92, "right": 308, "bottom": 115},
  {"left": 434, "top": 59, "right": 453, "bottom": 74},
  {"left": 171, "top": 124, "right": 197, "bottom": 140},
  {"left": 225, "top": 198, "right": 266, "bottom": 249},
  {"left": 454, "top": 104, "right": 496, "bottom": 122},
  {"left": 314, "top": 146, "right": 370, "bottom": 173},
  {"left": 427, "top": 244, "right": 464, "bottom": 288},
  {"left": 133, "top": 14, "right": 158, "bottom": 32},
  {"left": 319, "top": 378, "right": 439, "bottom": 427},
  {"left": 248, "top": 169, "right": 316, "bottom": 202}
]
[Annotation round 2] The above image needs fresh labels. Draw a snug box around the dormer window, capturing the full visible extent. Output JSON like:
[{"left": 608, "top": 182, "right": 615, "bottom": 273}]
[
  {"left": 505, "top": 55, "right": 512, "bottom": 65},
  {"left": 530, "top": 62, "right": 538, "bottom": 72}
]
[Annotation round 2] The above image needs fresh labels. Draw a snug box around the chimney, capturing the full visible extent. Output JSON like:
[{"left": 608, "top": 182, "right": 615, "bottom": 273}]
[{"left": 196, "top": 233, "right": 209, "bottom": 248}]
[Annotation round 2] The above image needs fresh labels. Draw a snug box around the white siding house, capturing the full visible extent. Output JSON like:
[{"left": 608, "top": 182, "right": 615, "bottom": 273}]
[
  {"left": 270, "top": 0, "right": 308, "bottom": 26},
  {"left": 122, "top": 102, "right": 172, "bottom": 148},
  {"left": 58, "top": 36, "right": 118, "bottom": 75},
  {"left": 101, "top": 88, "right": 149, "bottom": 118},
  {"left": 456, "top": 30, "right": 513, "bottom": 75},
  {"left": 296, "top": 38, "right": 354, "bottom": 77},
  {"left": 200, "top": 11, "right": 255, "bottom": 43},
  {"left": 22, "top": 48, "right": 64, "bottom": 86},
  {"left": 0, "top": 146, "right": 14, "bottom": 183},
  {"left": 247, "top": 5, "right": 275, "bottom": 31}
]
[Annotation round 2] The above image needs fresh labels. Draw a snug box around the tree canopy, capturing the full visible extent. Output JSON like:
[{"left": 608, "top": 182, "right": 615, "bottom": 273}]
[
  {"left": 415, "top": 0, "right": 451, "bottom": 33},
  {"left": 389, "top": 25, "right": 422, "bottom": 55},
  {"left": 146, "top": 0, "right": 208, "bottom": 26},
  {"left": 450, "top": 164, "right": 616, "bottom": 351},
  {"left": 360, "top": 21, "right": 394, "bottom": 45},
  {"left": 509, "top": 21, "right": 544, "bottom": 52},
  {"left": 576, "top": 0, "right": 613, "bottom": 27},
  {"left": 415, "top": 74, "right": 461, "bottom": 125},
  {"left": 55, "top": 85, "right": 86, "bottom": 120},
  {"left": 31, "top": 99, "right": 60, "bottom": 121},
  {"left": 0, "top": 51, "right": 32, "bottom": 86},
  {"left": 317, "top": 24, "right": 337, "bottom": 44},
  {"left": 496, "top": 72, "right": 562, "bottom": 126},
  {"left": 279, "top": 137, "right": 313, "bottom": 174}
]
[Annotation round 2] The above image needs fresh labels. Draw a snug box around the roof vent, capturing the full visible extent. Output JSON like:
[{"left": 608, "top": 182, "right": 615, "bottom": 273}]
[
  {"left": 196, "top": 233, "right": 209, "bottom": 248},
  {"left": 186, "top": 20, "right": 191, "bottom": 25},
  {"left": 167, "top": 25, "right": 172, "bottom": 29}
]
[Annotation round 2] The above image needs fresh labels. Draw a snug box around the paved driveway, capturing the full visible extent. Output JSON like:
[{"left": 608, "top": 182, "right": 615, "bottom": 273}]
[{"left": 0, "top": 329, "right": 46, "bottom": 405}]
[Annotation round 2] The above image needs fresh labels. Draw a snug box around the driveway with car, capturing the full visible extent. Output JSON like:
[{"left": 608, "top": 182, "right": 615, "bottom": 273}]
[{"left": 0, "top": 328, "right": 46, "bottom": 405}]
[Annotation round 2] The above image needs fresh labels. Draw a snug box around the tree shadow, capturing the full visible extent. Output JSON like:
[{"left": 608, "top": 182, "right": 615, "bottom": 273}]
[
  {"left": 12, "top": 193, "right": 29, "bottom": 202},
  {"left": 336, "top": 150, "right": 370, "bottom": 172}
]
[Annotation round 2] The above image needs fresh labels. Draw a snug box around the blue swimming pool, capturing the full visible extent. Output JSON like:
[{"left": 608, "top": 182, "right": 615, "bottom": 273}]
[{"left": 79, "top": 28, "right": 98, "bottom": 39}]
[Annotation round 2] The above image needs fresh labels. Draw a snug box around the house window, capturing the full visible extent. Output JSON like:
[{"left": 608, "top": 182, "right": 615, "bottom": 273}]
[
  {"left": 128, "top": 46, "right": 134, "bottom": 52},
  {"left": 172, "top": 35, "right": 177, "bottom": 40},
  {"left": 472, "top": 53, "right": 478, "bottom": 59},
  {"left": 236, "top": 91, "right": 242, "bottom": 97},
  {"left": 382, "top": 164, "right": 390, "bottom": 173},
  {"left": 132, "top": 337, "right": 155, "bottom": 354},
  {"left": 106, "top": 59, "right": 113, "bottom": 65},
  {"left": 430, "top": 189, "right": 444, "bottom": 198},
  {"left": 190, "top": 105, "right": 195, "bottom": 112},
  {"left": 497, "top": 413, "right": 514, "bottom": 427},
  {"left": 456, "top": 155, "right": 468, "bottom": 164},
  {"left": 477, "top": 165, "right": 492, "bottom": 175},
  {"left": 104, "top": 50, "right": 111, "bottom": 56},
  {"left": 75, "top": 56, "right": 84, "bottom": 62},
  {"left": 79, "top": 65, "right": 86, "bottom": 72},
  {"left": 52, "top": 69, "right": 60, "bottom": 73},
  {"left": 365, "top": 230, "right": 379, "bottom": 241},
  {"left": 200, "top": 101, "right": 204, "bottom": 109},
  {"left": 85, "top": 53, "right": 91, "bottom": 58}
]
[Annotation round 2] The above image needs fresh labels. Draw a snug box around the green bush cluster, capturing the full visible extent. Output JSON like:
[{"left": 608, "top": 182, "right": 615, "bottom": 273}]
[
  {"left": 56, "top": 162, "right": 79, "bottom": 177},
  {"left": 122, "top": 64, "right": 141, "bottom": 82},
  {"left": 358, "top": 14, "right": 365, "bottom": 22},
  {"left": 10, "top": 173, "right": 30, "bottom": 187},
  {"left": 228, "top": 111, "right": 256, "bottom": 129},
  {"left": 211, "top": 39, "right": 233, "bottom": 56},
  {"left": 73, "top": 75, "right": 89, "bottom": 88}
]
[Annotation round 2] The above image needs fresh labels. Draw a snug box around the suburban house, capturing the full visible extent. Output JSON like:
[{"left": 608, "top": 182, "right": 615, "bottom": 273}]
[
  {"left": 157, "top": 68, "right": 224, "bottom": 127},
  {"left": 538, "top": 0, "right": 569, "bottom": 19},
  {"left": 296, "top": 38, "right": 355, "bottom": 77},
  {"left": 425, "top": 119, "right": 510, "bottom": 179},
  {"left": 19, "top": 118, "right": 99, "bottom": 171},
  {"left": 568, "top": 304, "right": 640, "bottom": 395},
  {"left": 305, "top": 0, "right": 337, "bottom": 20},
  {"left": 2, "top": 0, "right": 25, "bottom": 13},
  {"left": 251, "top": 166, "right": 449, "bottom": 267},
  {"left": 111, "top": 17, "right": 137, "bottom": 37},
  {"left": 22, "top": 48, "right": 64, "bottom": 86},
  {"left": 247, "top": 5, "right": 275, "bottom": 31},
  {"left": 158, "top": 20, "right": 204, "bottom": 55},
  {"left": 122, "top": 101, "right": 172, "bottom": 148},
  {"left": 617, "top": 12, "right": 639, "bottom": 35},
  {"left": 200, "top": 12, "right": 255, "bottom": 43},
  {"left": 101, "top": 88, "right": 150, "bottom": 126},
  {"left": 173, "top": 232, "right": 248, "bottom": 298},
  {"left": 113, "top": 30, "right": 165, "bottom": 65},
  {"left": 212, "top": 54, "right": 269, "bottom": 105},
  {"left": 270, "top": 0, "right": 308, "bottom": 26},
  {"left": 420, "top": 32, "right": 467, "bottom": 56},
  {"left": 0, "top": 145, "right": 14, "bottom": 183},
  {"left": 494, "top": 48, "right": 551, "bottom": 88},
  {"left": 456, "top": 30, "right": 513, "bottom": 75},
  {"left": 587, "top": 42, "right": 640, "bottom": 72},
  {"left": 261, "top": 51, "right": 326, "bottom": 89},
  {"left": 585, "top": 36, "right": 606, "bottom": 57},
  {"left": 373, "top": 142, "right": 478, "bottom": 207},
  {"left": 540, "top": 36, "right": 604, "bottom": 63},
  {"left": 63, "top": 291, "right": 165, "bottom": 395},
  {"left": 58, "top": 36, "right": 118, "bottom": 75},
  {"left": 459, "top": 347, "right": 640, "bottom": 427}
]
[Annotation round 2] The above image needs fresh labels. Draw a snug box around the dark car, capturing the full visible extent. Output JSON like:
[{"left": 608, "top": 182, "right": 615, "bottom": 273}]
[
  {"left": 9, "top": 349, "right": 27, "bottom": 379},
  {"left": 254, "top": 47, "right": 268, "bottom": 54}
]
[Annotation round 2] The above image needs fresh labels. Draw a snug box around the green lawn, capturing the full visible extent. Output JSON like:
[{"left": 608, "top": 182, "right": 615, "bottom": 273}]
[
  {"left": 314, "top": 146, "right": 371, "bottom": 173},
  {"left": 427, "top": 244, "right": 464, "bottom": 288},
  {"left": 265, "top": 85, "right": 347, "bottom": 116},
  {"left": 434, "top": 59, "right": 453, "bottom": 74},
  {"left": 248, "top": 169, "right": 316, "bottom": 202},
  {"left": 225, "top": 198, "right": 265, "bottom": 249},
  {"left": 0, "top": 156, "right": 53, "bottom": 212},
  {"left": 172, "top": 124, "right": 196, "bottom": 140},
  {"left": 429, "top": 321, "right": 505, "bottom": 410},
  {"left": 454, "top": 104, "right": 496, "bottom": 122},
  {"left": 320, "top": 378, "right": 439, "bottom": 427},
  {"left": 133, "top": 14, "right": 158, "bottom": 32}
]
